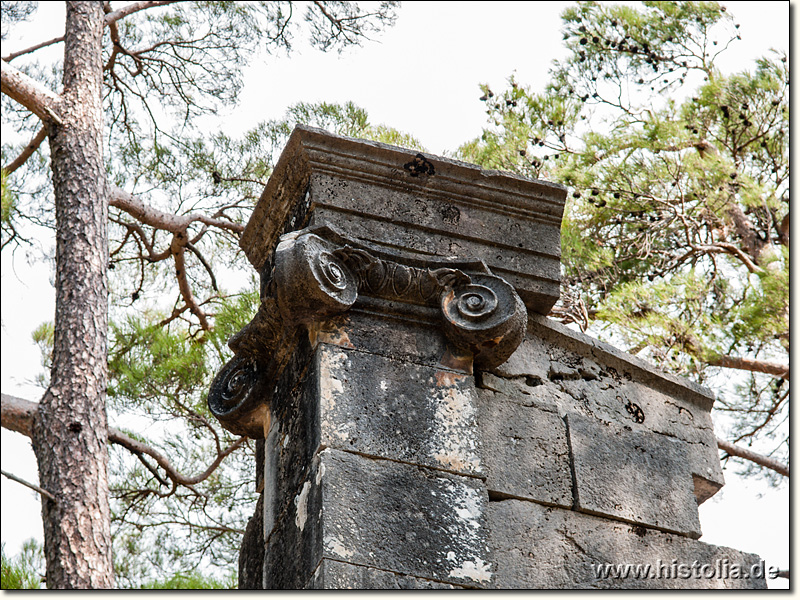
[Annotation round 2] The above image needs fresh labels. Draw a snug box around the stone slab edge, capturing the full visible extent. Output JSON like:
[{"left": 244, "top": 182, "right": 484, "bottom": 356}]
[
  {"left": 307, "top": 558, "right": 470, "bottom": 589},
  {"left": 241, "top": 125, "right": 567, "bottom": 271},
  {"left": 527, "top": 313, "right": 716, "bottom": 412}
]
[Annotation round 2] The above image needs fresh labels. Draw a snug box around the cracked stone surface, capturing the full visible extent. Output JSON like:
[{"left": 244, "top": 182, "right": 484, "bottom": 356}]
[
  {"left": 477, "top": 392, "right": 572, "bottom": 508},
  {"left": 308, "top": 560, "right": 465, "bottom": 589},
  {"left": 482, "top": 319, "right": 725, "bottom": 506},
  {"left": 265, "top": 448, "right": 493, "bottom": 588},
  {"left": 488, "top": 499, "right": 767, "bottom": 589},
  {"left": 567, "top": 413, "right": 702, "bottom": 538},
  {"left": 310, "top": 311, "right": 452, "bottom": 370},
  {"left": 318, "top": 344, "right": 483, "bottom": 478}
]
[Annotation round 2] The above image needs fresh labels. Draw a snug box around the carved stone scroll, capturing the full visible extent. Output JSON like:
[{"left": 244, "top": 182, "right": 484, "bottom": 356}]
[
  {"left": 274, "top": 231, "right": 358, "bottom": 324},
  {"left": 439, "top": 272, "right": 527, "bottom": 369},
  {"left": 207, "top": 355, "right": 271, "bottom": 439},
  {"left": 208, "top": 223, "right": 528, "bottom": 438}
]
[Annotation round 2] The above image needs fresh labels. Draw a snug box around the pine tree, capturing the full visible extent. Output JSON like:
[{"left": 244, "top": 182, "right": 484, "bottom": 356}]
[
  {"left": 458, "top": 1, "right": 788, "bottom": 480},
  {"left": 1, "top": 1, "right": 399, "bottom": 587}
]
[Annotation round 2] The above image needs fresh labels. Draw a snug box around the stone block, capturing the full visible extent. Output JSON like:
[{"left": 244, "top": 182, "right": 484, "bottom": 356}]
[
  {"left": 477, "top": 392, "right": 572, "bottom": 508},
  {"left": 567, "top": 413, "right": 702, "bottom": 538},
  {"left": 488, "top": 499, "right": 767, "bottom": 589},
  {"left": 262, "top": 338, "right": 322, "bottom": 545},
  {"left": 485, "top": 318, "right": 725, "bottom": 505},
  {"left": 317, "top": 344, "right": 483, "bottom": 477},
  {"left": 476, "top": 373, "right": 568, "bottom": 414},
  {"left": 263, "top": 453, "right": 324, "bottom": 589},
  {"left": 308, "top": 309, "right": 453, "bottom": 371},
  {"left": 265, "top": 448, "right": 493, "bottom": 588},
  {"left": 554, "top": 377, "right": 724, "bottom": 504},
  {"left": 238, "top": 493, "right": 264, "bottom": 589},
  {"left": 263, "top": 340, "right": 484, "bottom": 557},
  {"left": 318, "top": 449, "right": 492, "bottom": 587},
  {"left": 490, "top": 329, "right": 555, "bottom": 381},
  {"left": 307, "top": 560, "right": 465, "bottom": 589}
]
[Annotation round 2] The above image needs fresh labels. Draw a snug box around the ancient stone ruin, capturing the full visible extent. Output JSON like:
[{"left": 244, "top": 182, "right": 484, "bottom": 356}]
[{"left": 207, "top": 126, "right": 766, "bottom": 589}]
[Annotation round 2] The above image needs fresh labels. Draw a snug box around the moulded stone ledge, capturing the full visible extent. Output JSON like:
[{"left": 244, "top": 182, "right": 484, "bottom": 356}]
[
  {"left": 485, "top": 318, "right": 725, "bottom": 506},
  {"left": 240, "top": 125, "right": 567, "bottom": 316}
]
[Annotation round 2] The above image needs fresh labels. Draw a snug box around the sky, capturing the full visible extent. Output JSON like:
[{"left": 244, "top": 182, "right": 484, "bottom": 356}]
[{"left": 0, "top": 0, "right": 791, "bottom": 589}]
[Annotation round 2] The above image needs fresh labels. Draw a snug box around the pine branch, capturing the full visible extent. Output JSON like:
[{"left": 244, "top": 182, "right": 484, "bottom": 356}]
[
  {"left": 186, "top": 241, "right": 219, "bottom": 292},
  {"left": 0, "top": 392, "right": 36, "bottom": 436},
  {"left": 1, "top": 468, "right": 57, "bottom": 502},
  {"left": 777, "top": 212, "right": 789, "bottom": 247},
  {"left": 708, "top": 355, "right": 789, "bottom": 380},
  {"left": 110, "top": 185, "right": 244, "bottom": 235},
  {"left": 1, "top": 393, "right": 246, "bottom": 487},
  {"left": 2, "top": 35, "right": 65, "bottom": 62},
  {"left": 171, "top": 236, "right": 211, "bottom": 331},
  {"left": 717, "top": 437, "right": 789, "bottom": 478},
  {"left": 726, "top": 204, "right": 767, "bottom": 264},
  {"left": 689, "top": 242, "right": 764, "bottom": 274},
  {"left": 2, "top": 125, "right": 47, "bottom": 174},
  {"left": 104, "top": 1, "right": 180, "bottom": 26},
  {"left": 0, "top": 60, "right": 63, "bottom": 124},
  {"left": 109, "top": 186, "right": 242, "bottom": 330},
  {"left": 2, "top": 2, "right": 178, "bottom": 64},
  {"left": 108, "top": 428, "right": 246, "bottom": 487}
]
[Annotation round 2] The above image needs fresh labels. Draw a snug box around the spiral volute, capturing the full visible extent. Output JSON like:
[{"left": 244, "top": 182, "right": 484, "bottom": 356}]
[{"left": 440, "top": 273, "right": 526, "bottom": 369}]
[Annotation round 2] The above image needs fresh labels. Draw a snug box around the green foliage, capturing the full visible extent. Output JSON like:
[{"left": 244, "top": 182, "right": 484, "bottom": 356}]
[
  {"left": 30, "top": 320, "right": 53, "bottom": 387},
  {"left": 108, "top": 316, "right": 210, "bottom": 403},
  {"left": 140, "top": 571, "right": 236, "bottom": 589},
  {"left": 105, "top": 296, "right": 257, "bottom": 587},
  {"left": 458, "top": 1, "right": 788, "bottom": 479},
  {"left": 1, "top": 169, "right": 15, "bottom": 225},
  {"left": 1, "top": 540, "right": 44, "bottom": 589}
]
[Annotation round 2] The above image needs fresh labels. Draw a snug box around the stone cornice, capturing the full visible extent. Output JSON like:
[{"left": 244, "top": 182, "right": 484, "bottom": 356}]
[{"left": 240, "top": 125, "right": 567, "bottom": 277}]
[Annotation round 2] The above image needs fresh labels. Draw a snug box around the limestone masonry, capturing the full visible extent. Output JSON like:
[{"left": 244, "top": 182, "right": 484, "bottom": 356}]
[{"left": 208, "top": 126, "right": 766, "bottom": 589}]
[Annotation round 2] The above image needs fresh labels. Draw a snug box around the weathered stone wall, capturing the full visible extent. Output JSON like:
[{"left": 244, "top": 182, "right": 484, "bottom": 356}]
[
  {"left": 212, "top": 126, "right": 766, "bottom": 589},
  {"left": 246, "top": 311, "right": 764, "bottom": 589}
]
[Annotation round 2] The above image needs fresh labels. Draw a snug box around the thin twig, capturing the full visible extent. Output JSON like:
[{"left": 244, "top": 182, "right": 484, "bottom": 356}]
[
  {"left": 1, "top": 469, "right": 57, "bottom": 502},
  {"left": 2, "top": 125, "right": 47, "bottom": 174},
  {"left": 2, "top": 35, "right": 65, "bottom": 62}
]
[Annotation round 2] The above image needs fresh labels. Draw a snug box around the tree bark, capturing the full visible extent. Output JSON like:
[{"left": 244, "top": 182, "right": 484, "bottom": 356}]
[
  {"left": 30, "top": 1, "right": 114, "bottom": 588},
  {"left": 717, "top": 438, "right": 789, "bottom": 478},
  {"left": 708, "top": 355, "right": 789, "bottom": 379}
]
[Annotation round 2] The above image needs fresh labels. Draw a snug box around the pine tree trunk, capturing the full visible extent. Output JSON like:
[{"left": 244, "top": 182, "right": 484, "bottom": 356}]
[{"left": 31, "top": 1, "right": 114, "bottom": 588}]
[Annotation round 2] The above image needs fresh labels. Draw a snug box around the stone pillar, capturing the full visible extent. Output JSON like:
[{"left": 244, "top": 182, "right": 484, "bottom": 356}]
[{"left": 209, "top": 126, "right": 767, "bottom": 589}]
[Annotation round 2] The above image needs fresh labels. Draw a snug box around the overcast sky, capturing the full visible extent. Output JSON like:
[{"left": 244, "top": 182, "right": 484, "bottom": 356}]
[{"left": 1, "top": 1, "right": 791, "bottom": 588}]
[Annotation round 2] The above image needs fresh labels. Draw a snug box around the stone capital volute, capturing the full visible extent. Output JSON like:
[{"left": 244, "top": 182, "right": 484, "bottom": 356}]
[{"left": 207, "top": 224, "right": 527, "bottom": 438}]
